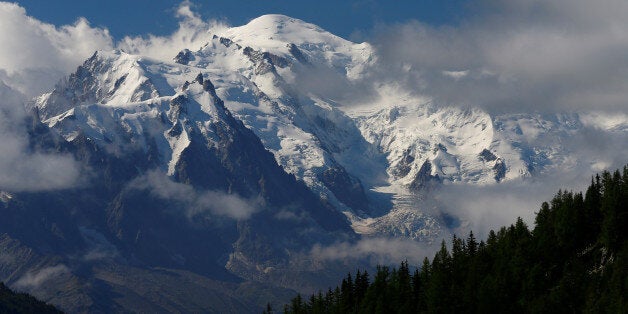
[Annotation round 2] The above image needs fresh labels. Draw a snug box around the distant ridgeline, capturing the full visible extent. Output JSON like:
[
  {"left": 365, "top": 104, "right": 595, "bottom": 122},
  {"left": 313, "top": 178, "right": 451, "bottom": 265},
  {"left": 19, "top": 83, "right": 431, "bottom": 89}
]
[
  {"left": 278, "top": 166, "right": 628, "bottom": 313},
  {"left": 0, "top": 282, "right": 62, "bottom": 313}
]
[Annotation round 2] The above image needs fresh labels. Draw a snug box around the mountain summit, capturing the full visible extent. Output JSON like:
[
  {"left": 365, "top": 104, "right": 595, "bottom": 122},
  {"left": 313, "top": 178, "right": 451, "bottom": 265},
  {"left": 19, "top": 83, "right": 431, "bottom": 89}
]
[{"left": 222, "top": 14, "right": 351, "bottom": 48}]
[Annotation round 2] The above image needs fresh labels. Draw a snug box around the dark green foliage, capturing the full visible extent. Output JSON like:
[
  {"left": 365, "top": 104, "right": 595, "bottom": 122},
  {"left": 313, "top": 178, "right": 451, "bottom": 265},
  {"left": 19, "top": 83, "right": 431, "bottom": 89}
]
[
  {"left": 281, "top": 166, "right": 628, "bottom": 313},
  {"left": 0, "top": 282, "right": 63, "bottom": 313}
]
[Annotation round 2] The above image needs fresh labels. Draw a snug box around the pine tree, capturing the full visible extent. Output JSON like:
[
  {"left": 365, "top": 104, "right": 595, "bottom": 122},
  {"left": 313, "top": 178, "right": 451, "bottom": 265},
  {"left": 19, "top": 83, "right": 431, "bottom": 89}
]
[
  {"left": 354, "top": 269, "right": 369, "bottom": 307},
  {"left": 467, "top": 230, "right": 477, "bottom": 256},
  {"left": 262, "top": 302, "right": 273, "bottom": 314},
  {"left": 340, "top": 273, "right": 354, "bottom": 313},
  {"left": 395, "top": 260, "right": 413, "bottom": 313},
  {"left": 427, "top": 240, "right": 451, "bottom": 312}
]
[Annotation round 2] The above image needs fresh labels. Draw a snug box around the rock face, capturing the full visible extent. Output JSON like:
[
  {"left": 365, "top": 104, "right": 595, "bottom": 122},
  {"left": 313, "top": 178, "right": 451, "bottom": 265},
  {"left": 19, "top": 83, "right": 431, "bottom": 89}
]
[
  {"left": 174, "top": 49, "right": 194, "bottom": 65},
  {"left": 320, "top": 166, "right": 370, "bottom": 213},
  {"left": 479, "top": 149, "right": 498, "bottom": 162},
  {"left": 409, "top": 160, "right": 442, "bottom": 192}
]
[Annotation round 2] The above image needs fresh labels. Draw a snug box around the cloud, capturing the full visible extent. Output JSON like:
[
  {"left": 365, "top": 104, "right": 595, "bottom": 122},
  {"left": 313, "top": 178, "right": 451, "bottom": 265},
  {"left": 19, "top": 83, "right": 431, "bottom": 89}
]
[
  {"left": 0, "top": 3, "right": 103, "bottom": 194},
  {"left": 117, "top": 1, "right": 228, "bottom": 62},
  {"left": 311, "top": 237, "right": 439, "bottom": 266},
  {"left": 79, "top": 227, "right": 120, "bottom": 262},
  {"left": 0, "top": 2, "right": 113, "bottom": 96},
  {"left": 193, "top": 191, "right": 259, "bottom": 219},
  {"left": 0, "top": 138, "right": 81, "bottom": 192},
  {"left": 368, "top": 0, "right": 628, "bottom": 113},
  {"left": 129, "top": 170, "right": 259, "bottom": 220},
  {"left": 432, "top": 152, "right": 628, "bottom": 240},
  {"left": 14, "top": 264, "right": 70, "bottom": 290},
  {"left": 0, "top": 82, "right": 81, "bottom": 192},
  {"left": 433, "top": 181, "right": 557, "bottom": 239}
]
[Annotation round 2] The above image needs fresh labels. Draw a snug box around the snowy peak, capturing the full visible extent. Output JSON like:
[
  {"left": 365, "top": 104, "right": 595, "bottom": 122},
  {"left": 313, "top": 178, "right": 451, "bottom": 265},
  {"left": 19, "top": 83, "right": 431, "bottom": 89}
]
[
  {"left": 216, "top": 14, "right": 373, "bottom": 76},
  {"left": 223, "top": 14, "right": 349, "bottom": 49},
  {"left": 34, "top": 50, "right": 170, "bottom": 121}
]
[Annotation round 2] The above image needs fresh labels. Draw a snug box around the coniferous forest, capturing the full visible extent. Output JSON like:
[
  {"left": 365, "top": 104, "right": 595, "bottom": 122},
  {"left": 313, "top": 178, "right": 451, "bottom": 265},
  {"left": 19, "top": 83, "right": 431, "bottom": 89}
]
[
  {"left": 278, "top": 167, "right": 628, "bottom": 313},
  {"left": 0, "top": 282, "right": 62, "bottom": 313}
]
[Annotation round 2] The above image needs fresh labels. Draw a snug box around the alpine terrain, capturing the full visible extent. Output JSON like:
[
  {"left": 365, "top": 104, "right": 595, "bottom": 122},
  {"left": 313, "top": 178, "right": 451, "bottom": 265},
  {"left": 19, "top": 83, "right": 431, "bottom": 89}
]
[{"left": 0, "top": 14, "right": 626, "bottom": 312}]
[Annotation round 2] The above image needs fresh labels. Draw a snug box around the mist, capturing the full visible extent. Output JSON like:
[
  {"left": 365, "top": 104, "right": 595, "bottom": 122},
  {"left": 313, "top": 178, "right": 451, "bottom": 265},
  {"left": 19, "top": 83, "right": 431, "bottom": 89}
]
[
  {"left": 368, "top": 0, "right": 628, "bottom": 114},
  {"left": 129, "top": 170, "right": 260, "bottom": 220},
  {"left": 117, "top": 2, "right": 228, "bottom": 62},
  {"left": 311, "top": 237, "right": 440, "bottom": 266},
  {"left": 14, "top": 265, "right": 70, "bottom": 290}
]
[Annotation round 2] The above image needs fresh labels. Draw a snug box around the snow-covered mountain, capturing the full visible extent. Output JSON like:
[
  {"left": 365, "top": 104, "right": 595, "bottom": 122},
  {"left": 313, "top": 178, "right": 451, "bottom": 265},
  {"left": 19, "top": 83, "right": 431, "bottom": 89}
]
[
  {"left": 32, "top": 14, "right": 626, "bottom": 240},
  {"left": 2, "top": 14, "right": 626, "bottom": 312}
]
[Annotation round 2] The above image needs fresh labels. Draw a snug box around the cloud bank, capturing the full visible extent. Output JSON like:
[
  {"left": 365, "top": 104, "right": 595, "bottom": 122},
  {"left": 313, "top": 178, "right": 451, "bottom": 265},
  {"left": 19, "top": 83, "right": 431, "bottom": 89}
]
[
  {"left": 370, "top": 0, "right": 628, "bottom": 113},
  {"left": 14, "top": 264, "right": 70, "bottom": 290},
  {"left": 311, "top": 237, "right": 439, "bottom": 266},
  {"left": 0, "top": 2, "right": 109, "bottom": 192},
  {"left": 433, "top": 138, "right": 628, "bottom": 241},
  {"left": 117, "top": 2, "right": 227, "bottom": 62},
  {"left": 0, "top": 2, "right": 113, "bottom": 96},
  {"left": 129, "top": 170, "right": 259, "bottom": 220},
  {"left": 0, "top": 82, "right": 81, "bottom": 192}
]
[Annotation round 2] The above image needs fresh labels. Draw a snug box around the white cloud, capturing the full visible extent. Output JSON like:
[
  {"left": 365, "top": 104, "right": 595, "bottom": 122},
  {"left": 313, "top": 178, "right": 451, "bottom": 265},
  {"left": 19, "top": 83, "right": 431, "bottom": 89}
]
[
  {"left": 0, "top": 2, "right": 113, "bottom": 96},
  {"left": 117, "top": 2, "right": 228, "bottom": 62},
  {"left": 0, "top": 137, "right": 81, "bottom": 192},
  {"left": 0, "top": 82, "right": 81, "bottom": 192},
  {"left": 432, "top": 155, "right": 628, "bottom": 240},
  {"left": 0, "top": 3, "right": 90, "bottom": 192},
  {"left": 14, "top": 264, "right": 70, "bottom": 289},
  {"left": 370, "top": 0, "right": 628, "bottom": 113},
  {"left": 442, "top": 70, "right": 469, "bottom": 80},
  {"left": 193, "top": 191, "right": 259, "bottom": 220},
  {"left": 311, "top": 237, "right": 438, "bottom": 266},
  {"left": 130, "top": 170, "right": 259, "bottom": 220}
]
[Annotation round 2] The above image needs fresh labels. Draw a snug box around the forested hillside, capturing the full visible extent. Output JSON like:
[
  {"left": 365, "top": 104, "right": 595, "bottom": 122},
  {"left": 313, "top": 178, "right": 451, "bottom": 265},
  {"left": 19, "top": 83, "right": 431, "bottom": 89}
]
[
  {"left": 0, "top": 282, "right": 62, "bottom": 313},
  {"left": 280, "top": 167, "right": 628, "bottom": 313}
]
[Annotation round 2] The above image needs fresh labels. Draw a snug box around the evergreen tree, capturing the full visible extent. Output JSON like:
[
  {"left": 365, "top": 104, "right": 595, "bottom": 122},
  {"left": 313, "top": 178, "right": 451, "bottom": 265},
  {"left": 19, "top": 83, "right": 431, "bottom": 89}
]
[
  {"left": 262, "top": 302, "right": 273, "bottom": 314},
  {"left": 467, "top": 230, "right": 477, "bottom": 256},
  {"left": 339, "top": 273, "right": 354, "bottom": 313},
  {"left": 0, "top": 282, "right": 62, "bottom": 314}
]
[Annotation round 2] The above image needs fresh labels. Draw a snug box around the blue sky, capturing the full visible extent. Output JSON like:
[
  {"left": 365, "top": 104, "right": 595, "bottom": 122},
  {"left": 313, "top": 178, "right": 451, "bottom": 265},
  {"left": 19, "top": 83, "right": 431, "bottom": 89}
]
[{"left": 13, "top": 0, "right": 468, "bottom": 40}]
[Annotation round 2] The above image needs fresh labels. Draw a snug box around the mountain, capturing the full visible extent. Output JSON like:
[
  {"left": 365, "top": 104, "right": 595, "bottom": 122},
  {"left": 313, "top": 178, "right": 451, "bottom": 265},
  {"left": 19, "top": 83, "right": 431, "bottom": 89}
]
[{"left": 1, "top": 14, "right": 626, "bottom": 313}]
